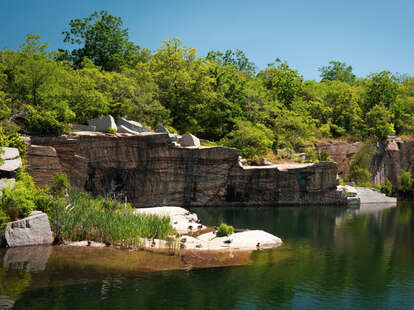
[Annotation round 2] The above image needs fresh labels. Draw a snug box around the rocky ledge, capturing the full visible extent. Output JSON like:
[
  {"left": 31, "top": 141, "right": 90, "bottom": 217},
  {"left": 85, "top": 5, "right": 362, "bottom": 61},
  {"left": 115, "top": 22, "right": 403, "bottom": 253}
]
[{"left": 28, "top": 132, "right": 348, "bottom": 207}]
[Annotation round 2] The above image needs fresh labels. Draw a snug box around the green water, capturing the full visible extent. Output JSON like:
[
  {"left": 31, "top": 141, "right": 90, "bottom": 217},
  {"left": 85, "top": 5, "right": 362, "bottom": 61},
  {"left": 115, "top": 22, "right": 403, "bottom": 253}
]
[{"left": 1, "top": 203, "right": 414, "bottom": 310}]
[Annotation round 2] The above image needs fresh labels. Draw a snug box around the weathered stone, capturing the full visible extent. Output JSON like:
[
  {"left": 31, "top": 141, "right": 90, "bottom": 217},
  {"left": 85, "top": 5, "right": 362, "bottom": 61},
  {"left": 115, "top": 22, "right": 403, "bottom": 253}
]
[
  {"left": 315, "top": 141, "right": 364, "bottom": 177},
  {"left": 0, "top": 158, "right": 22, "bottom": 172},
  {"left": 26, "top": 145, "right": 62, "bottom": 188},
  {"left": 88, "top": 115, "right": 117, "bottom": 132},
  {"left": 0, "top": 147, "right": 19, "bottom": 160},
  {"left": 255, "top": 158, "right": 274, "bottom": 166},
  {"left": 116, "top": 117, "right": 151, "bottom": 133},
  {"left": 72, "top": 124, "right": 96, "bottom": 132},
  {"left": 117, "top": 125, "right": 139, "bottom": 134},
  {"left": 28, "top": 134, "right": 346, "bottom": 206},
  {"left": 178, "top": 133, "right": 200, "bottom": 147},
  {"left": 3, "top": 211, "right": 54, "bottom": 247},
  {"left": 169, "top": 134, "right": 179, "bottom": 142}
]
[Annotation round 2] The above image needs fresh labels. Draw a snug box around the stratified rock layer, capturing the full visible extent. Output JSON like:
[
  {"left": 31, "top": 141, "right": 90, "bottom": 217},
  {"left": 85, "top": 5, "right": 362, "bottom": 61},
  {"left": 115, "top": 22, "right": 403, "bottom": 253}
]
[
  {"left": 29, "top": 133, "right": 346, "bottom": 206},
  {"left": 26, "top": 145, "right": 63, "bottom": 187}
]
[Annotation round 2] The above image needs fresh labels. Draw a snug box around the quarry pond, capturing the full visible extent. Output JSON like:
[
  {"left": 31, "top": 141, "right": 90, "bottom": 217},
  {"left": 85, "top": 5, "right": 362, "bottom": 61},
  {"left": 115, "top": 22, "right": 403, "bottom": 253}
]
[{"left": 1, "top": 203, "right": 414, "bottom": 310}]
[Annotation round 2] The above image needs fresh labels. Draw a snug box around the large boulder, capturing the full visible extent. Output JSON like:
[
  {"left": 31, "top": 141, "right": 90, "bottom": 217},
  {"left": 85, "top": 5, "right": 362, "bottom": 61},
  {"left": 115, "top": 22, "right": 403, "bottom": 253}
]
[
  {"left": 117, "top": 125, "right": 140, "bottom": 135},
  {"left": 1, "top": 147, "right": 19, "bottom": 160},
  {"left": 116, "top": 117, "right": 151, "bottom": 133},
  {"left": 178, "top": 133, "right": 200, "bottom": 147},
  {"left": 88, "top": 115, "right": 117, "bottom": 132},
  {"left": 2, "top": 211, "right": 54, "bottom": 247}
]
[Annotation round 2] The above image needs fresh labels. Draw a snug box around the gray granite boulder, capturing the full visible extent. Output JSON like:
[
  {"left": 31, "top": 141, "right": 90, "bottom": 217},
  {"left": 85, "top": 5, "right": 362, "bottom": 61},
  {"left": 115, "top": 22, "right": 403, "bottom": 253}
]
[
  {"left": 88, "top": 115, "right": 117, "bottom": 132},
  {"left": 3, "top": 211, "right": 54, "bottom": 247},
  {"left": 0, "top": 158, "right": 22, "bottom": 172},
  {"left": 116, "top": 117, "right": 151, "bottom": 133},
  {"left": 117, "top": 125, "right": 140, "bottom": 134},
  {"left": 178, "top": 133, "right": 200, "bottom": 147}
]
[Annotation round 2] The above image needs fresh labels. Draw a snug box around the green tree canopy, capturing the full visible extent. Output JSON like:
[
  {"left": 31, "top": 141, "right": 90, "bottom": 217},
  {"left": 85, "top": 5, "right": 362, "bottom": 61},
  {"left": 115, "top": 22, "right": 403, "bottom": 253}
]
[
  {"left": 61, "top": 10, "right": 140, "bottom": 71},
  {"left": 318, "top": 61, "right": 356, "bottom": 84}
]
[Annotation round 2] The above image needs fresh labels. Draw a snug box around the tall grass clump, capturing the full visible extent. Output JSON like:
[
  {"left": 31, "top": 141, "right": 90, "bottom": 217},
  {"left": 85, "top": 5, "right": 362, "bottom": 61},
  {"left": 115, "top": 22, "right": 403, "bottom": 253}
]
[{"left": 57, "top": 189, "right": 175, "bottom": 247}]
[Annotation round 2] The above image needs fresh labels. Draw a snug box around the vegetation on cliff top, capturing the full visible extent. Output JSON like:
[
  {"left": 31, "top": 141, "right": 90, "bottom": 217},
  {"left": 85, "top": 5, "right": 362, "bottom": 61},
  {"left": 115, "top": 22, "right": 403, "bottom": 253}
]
[{"left": 1, "top": 11, "right": 414, "bottom": 159}]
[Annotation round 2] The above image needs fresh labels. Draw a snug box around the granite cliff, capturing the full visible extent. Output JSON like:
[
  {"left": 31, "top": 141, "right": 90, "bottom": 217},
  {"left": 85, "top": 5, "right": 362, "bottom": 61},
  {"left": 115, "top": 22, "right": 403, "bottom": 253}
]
[{"left": 27, "top": 133, "right": 346, "bottom": 207}]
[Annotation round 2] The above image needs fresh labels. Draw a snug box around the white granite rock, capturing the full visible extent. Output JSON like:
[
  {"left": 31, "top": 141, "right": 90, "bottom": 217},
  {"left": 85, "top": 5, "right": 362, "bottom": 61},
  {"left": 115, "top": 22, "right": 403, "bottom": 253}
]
[
  {"left": 178, "top": 133, "right": 200, "bottom": 147},
  {"left": 0, "top": 147, "right": 19, "bottom": 160},
  {"left": 117, "top": 125, "right": 140, "bottom": 134},
  {"left": 3, "top": 211, "right": 54, "bottom": 247},
  {"left": 88, "top": 115, "right": 117, "bottom": 132},
  {"left": 116, "top": 117, "right": 151, "bottom": 133},
  {"left": 0, "top": 158, "right": 22, "bottom": 172}
]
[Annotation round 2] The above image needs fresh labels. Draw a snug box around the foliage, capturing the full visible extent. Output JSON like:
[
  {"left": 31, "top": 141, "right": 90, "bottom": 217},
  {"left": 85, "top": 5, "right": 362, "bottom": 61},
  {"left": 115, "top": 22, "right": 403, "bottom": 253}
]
[
  {"left": 57, "top": 189, "right": 175, "bottom": 246},
  {"left": 107, "top": 127, "right": 117, "bottom": 134},
  {"left": 399, "top": 170, "right": 413, "bottom": 195},
  {"left": 304, "top": 147, "right": 332, "bottom": 163},
  {"left": 348, "top": 145, "right": 376, "bottom": 185},
  {"left": 380, "top": 178, "right": 393, "bottom": 196},
  {"left": 319, "top": 61, "right": 356, "bottom": 84},
  {"left": 61, "top": 10, "right": 141, "bottom": 71},
  {"left": 216, "top": 223, "right": 234, "bottom": 237},
  {"left": 366, "top": 104, "right": 395, "bottom": 140},
  {"left": 222, "top": 120, "right": 274, "bottom": 159}
]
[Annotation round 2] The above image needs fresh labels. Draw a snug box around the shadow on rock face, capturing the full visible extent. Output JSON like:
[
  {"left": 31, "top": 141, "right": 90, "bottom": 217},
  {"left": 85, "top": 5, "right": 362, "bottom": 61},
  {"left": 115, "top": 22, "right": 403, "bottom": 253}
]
[{"left": 2, "top": 245, "right": 52, "bottom": 272}]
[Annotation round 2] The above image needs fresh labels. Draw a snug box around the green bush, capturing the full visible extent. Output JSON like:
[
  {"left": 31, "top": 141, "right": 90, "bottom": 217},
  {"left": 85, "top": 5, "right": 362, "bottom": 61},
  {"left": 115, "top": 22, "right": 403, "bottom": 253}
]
[
  {"left": 216, "top": 223, "right": 234, "bottom": 237},
  {"left": 222, "top": 120, "right": 274, "bottom": 159},
  {"left": 107, "top": 127, "right": 117, "bottom": 134},
  {"left": 399, "top": 170, "right": 413, "bottom": 194},
  {"left": 348, "top": 145, "right": 376, "bottom": 185}
]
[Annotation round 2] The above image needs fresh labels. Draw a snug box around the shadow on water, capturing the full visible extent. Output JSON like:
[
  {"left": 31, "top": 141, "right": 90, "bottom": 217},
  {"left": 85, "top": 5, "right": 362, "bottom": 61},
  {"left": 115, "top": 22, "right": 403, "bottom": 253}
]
[{"left": 1, "top": 202, "right": 413, "bottom": 310}]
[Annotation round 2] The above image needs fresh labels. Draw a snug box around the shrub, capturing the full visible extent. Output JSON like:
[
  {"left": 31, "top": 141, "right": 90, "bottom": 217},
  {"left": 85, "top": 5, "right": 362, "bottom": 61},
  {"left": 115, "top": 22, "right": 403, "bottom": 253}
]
[
  {"left": 107, "top": 127, "right": 117, "bottom": 134},
  {"left": 348, "top": 145, "right": 376, "bottom": 185},
  {"left": 399, "top": 170, "right": 413, "bottom": 194},
  {"left": 216, "top": 223, "right": 234, "bottom": 237}
]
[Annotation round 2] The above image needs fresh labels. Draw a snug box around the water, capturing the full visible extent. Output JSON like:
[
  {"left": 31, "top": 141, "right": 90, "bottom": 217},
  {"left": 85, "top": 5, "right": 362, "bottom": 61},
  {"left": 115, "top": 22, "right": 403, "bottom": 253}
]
[{"left": 1, "top": 203, "right": 413, "bottom": 310}]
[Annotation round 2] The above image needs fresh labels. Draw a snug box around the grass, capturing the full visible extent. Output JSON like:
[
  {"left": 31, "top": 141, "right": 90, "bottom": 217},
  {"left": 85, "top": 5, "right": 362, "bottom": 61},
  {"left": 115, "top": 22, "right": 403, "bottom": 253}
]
[{"left": 57, "top": 190, "right": 175, "bottom": 248}]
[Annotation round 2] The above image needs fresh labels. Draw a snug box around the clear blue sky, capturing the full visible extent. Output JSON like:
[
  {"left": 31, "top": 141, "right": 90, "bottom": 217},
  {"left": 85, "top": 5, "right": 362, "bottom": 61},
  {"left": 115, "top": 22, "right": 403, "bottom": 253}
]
[{"left": 0, "top": 0, "right": 413, "bottom": 80}]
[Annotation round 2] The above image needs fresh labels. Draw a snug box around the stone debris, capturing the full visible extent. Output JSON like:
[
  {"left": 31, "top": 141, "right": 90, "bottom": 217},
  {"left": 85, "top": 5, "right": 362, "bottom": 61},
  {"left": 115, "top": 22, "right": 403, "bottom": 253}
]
[
  {"left": 2, "top": 211, "right": 54, "bottom": 247},
  {"left": 116, "top": 117, "right": 151, "bottom": 133},
  {"left": 178, "top": 133, "right": 200, "bottom": 147},
  {"left": 117, "top": 125, "right": 140, "bottom": 135},
  {"left": 88, "top": 115, "right": 117, "bottom": 132}
]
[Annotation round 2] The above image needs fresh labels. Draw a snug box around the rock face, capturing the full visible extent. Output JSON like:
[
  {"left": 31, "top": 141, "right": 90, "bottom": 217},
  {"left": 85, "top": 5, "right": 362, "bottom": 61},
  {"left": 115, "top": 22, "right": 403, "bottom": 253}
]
[
  {"left": 315, "top": 141, "right": 364, "bottom": 177},
  {"left": 26, "top": 145, "right": 63, "bottom": 187},
  {"left": 28, "top": 133, "right": 346, "bottom": 206},
  {"left": 88, "top": 115, "right": 117, "bottom": 132},
  {"left": 2, "top": 211, "right": 54, "bottom": 247}
]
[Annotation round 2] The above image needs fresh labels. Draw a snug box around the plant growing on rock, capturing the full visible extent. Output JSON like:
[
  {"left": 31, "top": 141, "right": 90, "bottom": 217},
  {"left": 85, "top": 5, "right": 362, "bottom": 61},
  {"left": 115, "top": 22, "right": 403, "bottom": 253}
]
[{"left": 216, "top": 223, "right": 234, "bottom": 237}]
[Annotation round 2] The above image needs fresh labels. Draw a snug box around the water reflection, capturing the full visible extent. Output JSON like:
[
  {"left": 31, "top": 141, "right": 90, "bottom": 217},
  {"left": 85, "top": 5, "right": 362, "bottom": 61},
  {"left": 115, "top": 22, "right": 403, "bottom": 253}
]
[{"left": 1, "top": 203, "right": 413, "bottom": 310}]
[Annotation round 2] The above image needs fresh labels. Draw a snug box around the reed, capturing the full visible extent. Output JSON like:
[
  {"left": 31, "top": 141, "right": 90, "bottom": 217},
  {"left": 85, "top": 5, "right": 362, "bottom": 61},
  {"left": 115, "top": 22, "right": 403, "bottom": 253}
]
[{"left": 58, "top": 190, "right": 175, "bottom": 247}]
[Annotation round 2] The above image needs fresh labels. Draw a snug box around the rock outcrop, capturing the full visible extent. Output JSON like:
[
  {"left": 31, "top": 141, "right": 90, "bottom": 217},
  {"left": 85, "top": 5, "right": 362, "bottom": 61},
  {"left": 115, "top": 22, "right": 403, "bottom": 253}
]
[
  {"left": 315, "top": 141, "right": 364, "bottom": 177},
  {"left": 28, "top": 133, "right": 347, "bottom": 206},
  {"left": 2, "top": 211, "right": 54, "bottom": 247},
  {"left": 26, "top": 145, "right": 63, "bottom": 187},
  {"left": 0, "top": 147, "right": 22, "bottom": 177}
]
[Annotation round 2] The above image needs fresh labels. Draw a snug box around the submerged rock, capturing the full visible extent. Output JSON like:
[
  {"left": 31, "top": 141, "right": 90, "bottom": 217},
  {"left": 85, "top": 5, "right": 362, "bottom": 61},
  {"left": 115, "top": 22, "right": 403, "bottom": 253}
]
[{"left": 2, "top": 211, "right": 54, "bottom": 247}]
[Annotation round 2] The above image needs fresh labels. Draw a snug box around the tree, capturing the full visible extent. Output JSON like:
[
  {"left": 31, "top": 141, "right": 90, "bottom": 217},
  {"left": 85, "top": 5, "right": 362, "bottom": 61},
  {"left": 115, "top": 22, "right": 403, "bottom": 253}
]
[
  {"left": 62, "top": 10, "right": 140, "bottom": 71},
  {"left": 257, "top": 59, "right": 303, "bottom": 108},
  {"left": 366, "top": 104, "right": 395, "bottom": 140},
  {"left": 318, "top": 61, "right": 356, "bottom": 84},
  {"left": 365, "top": 71, "right": 399, "bottom": 111},
  {"left": 206, "top": 49, "right": 256, "bottom": 75}
]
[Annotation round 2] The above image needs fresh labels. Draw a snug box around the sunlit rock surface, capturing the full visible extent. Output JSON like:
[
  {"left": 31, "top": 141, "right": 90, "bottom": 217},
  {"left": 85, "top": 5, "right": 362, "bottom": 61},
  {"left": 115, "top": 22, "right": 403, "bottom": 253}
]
[{"left": 28, "top": 133, "right": 347, "bottom": 206}]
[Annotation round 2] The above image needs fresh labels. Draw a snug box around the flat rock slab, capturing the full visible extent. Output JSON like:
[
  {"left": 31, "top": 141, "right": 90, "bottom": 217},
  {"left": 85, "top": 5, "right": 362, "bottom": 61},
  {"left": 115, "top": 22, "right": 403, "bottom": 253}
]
[
  {"left": 134, "top": 207, "right": 204, "bottom": 234},
  {"left": 0, "top": 147, "right": 19, "bottom": 160},
  {"left": 3, "top": 211, "right": 54, "bottom": 247},
  {"left": 0, "top": 158, "right": 22, "bottom": 172},
  {"left": 116, "top": 117, "right": 151, "bottom": 133},
  {"left": 356, "top": 187, "right": 397, "bottom": 204},
  {"left": 184, "top": 230, "right": 282, "bottom": 250},
  {"left": 117, "top": 125, "right": 140, "bottom": 134}
]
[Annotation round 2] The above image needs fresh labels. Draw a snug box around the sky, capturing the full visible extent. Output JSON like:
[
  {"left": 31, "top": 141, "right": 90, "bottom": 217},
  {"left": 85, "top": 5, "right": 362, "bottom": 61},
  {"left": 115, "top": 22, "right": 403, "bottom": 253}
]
[{"left": 0, "top": 0, "right": 413, "bottom": 80}]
